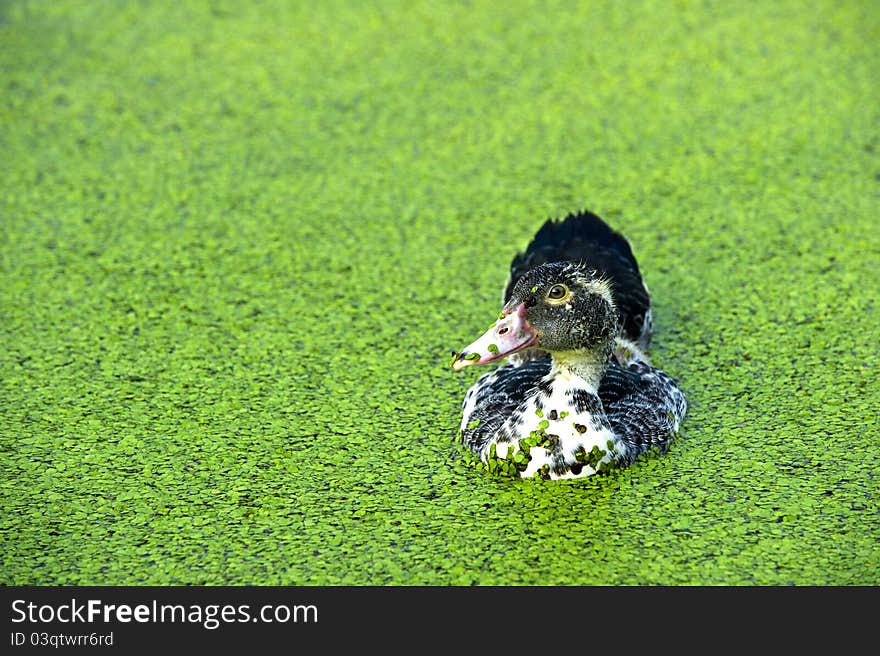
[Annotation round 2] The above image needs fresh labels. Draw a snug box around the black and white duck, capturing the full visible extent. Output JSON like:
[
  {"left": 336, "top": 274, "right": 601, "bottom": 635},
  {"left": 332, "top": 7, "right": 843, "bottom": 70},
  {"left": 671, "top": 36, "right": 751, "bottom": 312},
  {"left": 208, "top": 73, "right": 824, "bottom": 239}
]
[{"left": 451, "top": 209, "right": 686, "bottom": 480}]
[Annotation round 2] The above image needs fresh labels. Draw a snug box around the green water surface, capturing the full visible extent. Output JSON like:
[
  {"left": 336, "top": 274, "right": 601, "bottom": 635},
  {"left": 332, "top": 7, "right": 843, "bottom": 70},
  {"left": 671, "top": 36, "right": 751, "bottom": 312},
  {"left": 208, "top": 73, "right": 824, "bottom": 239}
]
[{"left": 1, "top": 0, "right": 878, "bottom": 585}]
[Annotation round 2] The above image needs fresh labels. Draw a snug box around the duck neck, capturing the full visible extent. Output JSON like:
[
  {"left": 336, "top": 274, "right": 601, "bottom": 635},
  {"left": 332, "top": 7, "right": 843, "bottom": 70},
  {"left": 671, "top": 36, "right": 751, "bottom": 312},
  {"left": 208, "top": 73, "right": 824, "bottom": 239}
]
[{"left": 549, "top": 347, "right": 610, "bottom": 392}]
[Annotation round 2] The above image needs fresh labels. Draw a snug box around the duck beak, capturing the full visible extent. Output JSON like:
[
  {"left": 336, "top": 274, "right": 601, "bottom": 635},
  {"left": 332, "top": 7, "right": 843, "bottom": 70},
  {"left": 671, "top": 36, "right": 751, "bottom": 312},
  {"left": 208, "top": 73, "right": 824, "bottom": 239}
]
[{"left": 452, "top": 303, "right": 538, "bottom": 370}]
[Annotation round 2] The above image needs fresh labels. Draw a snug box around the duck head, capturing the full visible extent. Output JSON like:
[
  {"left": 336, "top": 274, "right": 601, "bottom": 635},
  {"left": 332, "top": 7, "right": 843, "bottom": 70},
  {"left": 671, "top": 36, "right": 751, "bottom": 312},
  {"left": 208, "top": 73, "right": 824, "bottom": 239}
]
[{"left": 452, "top": 262, "right": 619, "bottom": 370}]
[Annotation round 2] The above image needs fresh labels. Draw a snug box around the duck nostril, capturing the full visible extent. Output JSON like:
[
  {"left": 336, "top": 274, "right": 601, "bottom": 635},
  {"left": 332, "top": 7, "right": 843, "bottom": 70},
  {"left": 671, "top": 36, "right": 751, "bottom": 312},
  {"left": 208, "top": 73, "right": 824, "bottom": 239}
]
[{"left": 497, "top": 327, "right": 509, "bottom": 335}]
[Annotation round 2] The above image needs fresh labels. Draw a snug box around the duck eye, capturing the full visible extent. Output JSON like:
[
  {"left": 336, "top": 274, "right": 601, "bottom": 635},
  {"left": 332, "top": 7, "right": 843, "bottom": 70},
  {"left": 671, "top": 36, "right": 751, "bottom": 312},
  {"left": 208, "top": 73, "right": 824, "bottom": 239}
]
[{"left": 546, "top": 284, "right": 569, "bottom": 301}]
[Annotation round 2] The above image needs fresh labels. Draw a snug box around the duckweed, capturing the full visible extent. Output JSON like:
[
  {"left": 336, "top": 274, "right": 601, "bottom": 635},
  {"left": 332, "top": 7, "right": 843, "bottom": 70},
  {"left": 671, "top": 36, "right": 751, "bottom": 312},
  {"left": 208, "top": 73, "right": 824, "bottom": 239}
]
[
  {"left": 2, "top": 0, "right": 877, "bottom": 587},
  {"left": 575, "top": 446, "right": 607, "bottom": 470},
  {"left": 482, "top": 441, "right": 530, "bottom": 478}
]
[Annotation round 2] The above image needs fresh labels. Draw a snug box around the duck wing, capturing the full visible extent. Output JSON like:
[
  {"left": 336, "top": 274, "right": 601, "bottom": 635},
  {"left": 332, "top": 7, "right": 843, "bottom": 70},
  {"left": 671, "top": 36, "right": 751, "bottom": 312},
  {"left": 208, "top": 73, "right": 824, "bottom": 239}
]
[
  {"left": 504, "top": 209, "right": 652, "bottom": 348},
  {"left": 460, "top": 358, "right": 551, "bottom": 453},
  {"left": 597, "top": 358, "right": 687, "bottom": 462}
]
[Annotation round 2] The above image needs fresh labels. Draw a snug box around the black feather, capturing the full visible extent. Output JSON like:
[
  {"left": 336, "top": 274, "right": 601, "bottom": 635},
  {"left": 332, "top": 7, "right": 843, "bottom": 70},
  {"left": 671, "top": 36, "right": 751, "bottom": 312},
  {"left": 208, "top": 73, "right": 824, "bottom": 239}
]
[
  {"left": 598, "top": 358, "right": 687, "bottom": 461},
  {"left": 504, "top": 209, "right": 651, "bottom": 347},
  {"left": 460, "top": 359, "right": 549, "bottom": 452}
]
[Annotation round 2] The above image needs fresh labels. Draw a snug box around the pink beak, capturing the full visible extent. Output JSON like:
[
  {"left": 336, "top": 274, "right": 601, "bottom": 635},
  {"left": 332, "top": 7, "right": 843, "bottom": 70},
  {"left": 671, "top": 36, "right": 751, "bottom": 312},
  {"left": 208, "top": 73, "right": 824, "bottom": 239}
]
[{"left": 452, "top": 303, "right": 538, "bottom": 370}]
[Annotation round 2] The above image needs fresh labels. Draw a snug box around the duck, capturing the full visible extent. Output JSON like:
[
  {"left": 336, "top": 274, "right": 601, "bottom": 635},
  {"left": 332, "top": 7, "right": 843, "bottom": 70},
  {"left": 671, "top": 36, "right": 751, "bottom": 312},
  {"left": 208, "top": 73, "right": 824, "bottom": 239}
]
[{"left": 451, "top": 209, "right": 686, "bottom": 480}]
